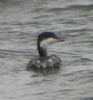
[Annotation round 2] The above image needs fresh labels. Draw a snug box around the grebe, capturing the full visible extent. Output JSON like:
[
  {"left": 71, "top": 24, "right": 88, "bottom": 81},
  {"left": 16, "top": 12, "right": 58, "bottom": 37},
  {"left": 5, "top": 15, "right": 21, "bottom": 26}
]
[{"left": 26, "top": 32, "right": 64, "bottom": 70}]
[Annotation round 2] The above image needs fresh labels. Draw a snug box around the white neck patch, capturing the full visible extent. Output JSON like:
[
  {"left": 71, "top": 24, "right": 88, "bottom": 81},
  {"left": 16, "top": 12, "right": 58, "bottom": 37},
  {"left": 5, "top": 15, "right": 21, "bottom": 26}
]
[{"left": 40, "top": 38, "right": 57, "bottom": 48}]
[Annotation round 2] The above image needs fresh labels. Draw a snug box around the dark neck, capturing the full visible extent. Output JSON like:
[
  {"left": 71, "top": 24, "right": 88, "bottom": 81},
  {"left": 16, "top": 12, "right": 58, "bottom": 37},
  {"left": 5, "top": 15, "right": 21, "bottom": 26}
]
[{"left": 37, "top": 41, "right": 47, "bottom": 58}]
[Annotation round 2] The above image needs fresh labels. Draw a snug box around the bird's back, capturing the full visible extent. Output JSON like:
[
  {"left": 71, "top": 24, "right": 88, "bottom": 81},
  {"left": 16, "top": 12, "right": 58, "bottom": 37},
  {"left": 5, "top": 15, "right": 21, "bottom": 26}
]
[{"left": 26, "top": 55, "right": 61, "bottom": 70}]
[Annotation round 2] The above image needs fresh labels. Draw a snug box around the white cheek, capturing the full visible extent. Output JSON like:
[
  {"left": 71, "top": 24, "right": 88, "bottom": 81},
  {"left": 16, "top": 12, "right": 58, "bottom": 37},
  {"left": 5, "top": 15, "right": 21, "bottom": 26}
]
[
  {"left": 40, "top": 40, "right": 46, "bottom": 48},
  {"left": 40, "top": 38, "right": 57, "bottom": 48}
]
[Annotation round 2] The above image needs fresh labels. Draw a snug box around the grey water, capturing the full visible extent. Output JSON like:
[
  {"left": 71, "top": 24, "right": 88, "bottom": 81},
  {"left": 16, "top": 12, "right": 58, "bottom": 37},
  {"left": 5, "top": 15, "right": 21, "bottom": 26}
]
[{"left": 0, "top": 0, "right": 93, "bottom": 100}]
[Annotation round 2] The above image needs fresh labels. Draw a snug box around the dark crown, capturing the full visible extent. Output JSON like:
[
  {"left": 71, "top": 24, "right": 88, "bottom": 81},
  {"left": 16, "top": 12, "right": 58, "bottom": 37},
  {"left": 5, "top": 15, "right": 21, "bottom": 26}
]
[{"left": 38, "top": 32, "right": 57, "bottom": 42}]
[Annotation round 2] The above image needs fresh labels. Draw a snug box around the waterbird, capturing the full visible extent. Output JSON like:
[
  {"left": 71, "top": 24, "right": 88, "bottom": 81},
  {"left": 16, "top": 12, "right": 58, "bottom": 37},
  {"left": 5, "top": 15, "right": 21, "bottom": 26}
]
[{"left": 26, "top": 32, "right": 64, "bottom": 70}]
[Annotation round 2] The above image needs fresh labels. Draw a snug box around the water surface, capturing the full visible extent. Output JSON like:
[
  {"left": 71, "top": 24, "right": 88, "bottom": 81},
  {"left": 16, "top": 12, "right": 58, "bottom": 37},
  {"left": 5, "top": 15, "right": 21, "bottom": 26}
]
[{"left": 0, "top": 0, "right": 93, "bottom": 100}]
